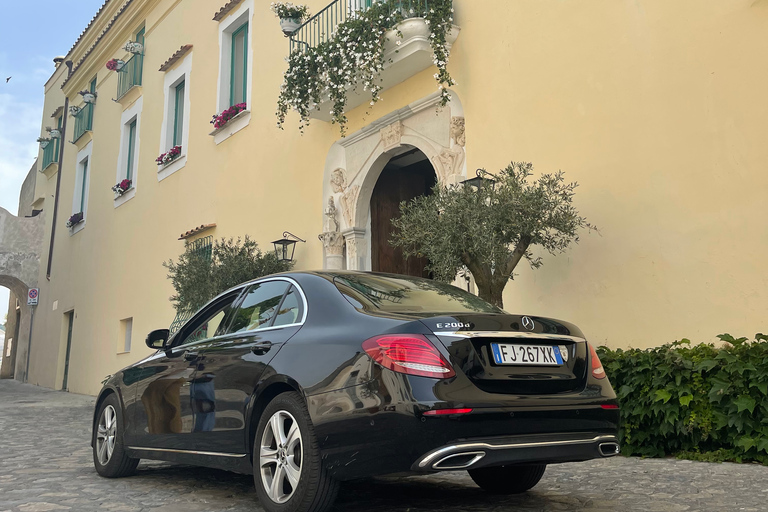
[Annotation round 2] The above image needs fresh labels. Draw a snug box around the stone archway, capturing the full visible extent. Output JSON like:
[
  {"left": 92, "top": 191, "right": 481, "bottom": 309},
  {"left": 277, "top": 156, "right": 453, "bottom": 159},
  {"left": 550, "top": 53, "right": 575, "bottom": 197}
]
[
  {"left": 320, "top": 90, "right": 466, "bottom": 271},
  {"left": 0, "top": 206, "right": 44, "bottom": 380}
]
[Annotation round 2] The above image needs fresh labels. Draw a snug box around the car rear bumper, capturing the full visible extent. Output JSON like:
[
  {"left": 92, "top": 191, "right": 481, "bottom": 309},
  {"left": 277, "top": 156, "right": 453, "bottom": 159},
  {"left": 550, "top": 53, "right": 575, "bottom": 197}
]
[{"left": 412, "top": 432, "right": 620, "bottom": 472}]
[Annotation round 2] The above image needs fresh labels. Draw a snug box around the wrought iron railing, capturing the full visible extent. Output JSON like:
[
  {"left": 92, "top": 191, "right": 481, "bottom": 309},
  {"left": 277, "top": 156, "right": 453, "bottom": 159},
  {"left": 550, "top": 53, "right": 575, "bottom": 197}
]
[
  {"left": 41, "top": 141, "right": 58, "bottom": 169},
  {"left": 289, "top": 0, "right": 435, "bottom": 52},
  {"left": 72, "top": 103, "right": 94, "bottom": 142},
  {"left": 117, "top": 53, "right": 143, "bottom": 100}
]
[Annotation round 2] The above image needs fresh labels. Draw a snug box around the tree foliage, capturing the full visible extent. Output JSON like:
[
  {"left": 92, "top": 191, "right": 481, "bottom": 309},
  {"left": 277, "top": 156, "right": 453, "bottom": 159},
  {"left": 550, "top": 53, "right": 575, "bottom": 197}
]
[
  {"left": 390, "top": 162, "right": 593, "bottom": 307},
  {"left": 163, "top": 236, "right": 293, "bottom": 312}
]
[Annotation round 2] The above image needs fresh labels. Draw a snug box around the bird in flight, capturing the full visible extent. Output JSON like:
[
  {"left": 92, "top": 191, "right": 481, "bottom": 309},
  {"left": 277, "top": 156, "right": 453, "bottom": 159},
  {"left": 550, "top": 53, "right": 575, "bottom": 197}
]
[{"left": 5, "top": 77, "right": 10, "bottom": 83}]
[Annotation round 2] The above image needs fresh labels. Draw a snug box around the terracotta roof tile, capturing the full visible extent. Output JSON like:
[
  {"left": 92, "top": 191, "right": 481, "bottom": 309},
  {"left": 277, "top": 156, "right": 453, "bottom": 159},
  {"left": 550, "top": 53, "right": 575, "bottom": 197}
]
[
  {"left": 178, "top": 223, "right": 217, "bottom": 241},
  {"left": 213, "top": 0, "right": 245, "bottom": 21},
  {"left": 50, "top": 106, "right": 64, "bottom": 119},
  {"left": 159, "top": 45, "right": 193, "bottom": 72}
]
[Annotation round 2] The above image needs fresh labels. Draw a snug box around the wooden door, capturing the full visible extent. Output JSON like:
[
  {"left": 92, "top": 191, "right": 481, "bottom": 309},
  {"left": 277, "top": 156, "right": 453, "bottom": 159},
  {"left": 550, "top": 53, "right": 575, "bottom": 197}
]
[{"left": 371, "top": 160, "right": 435, "bottom": 277}]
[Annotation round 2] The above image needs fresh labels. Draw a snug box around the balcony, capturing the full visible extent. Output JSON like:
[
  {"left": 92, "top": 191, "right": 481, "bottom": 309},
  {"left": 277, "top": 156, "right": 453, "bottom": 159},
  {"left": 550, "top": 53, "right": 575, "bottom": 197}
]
[
  {"left": 41, "top": 141, "right": 58, "bottom": 170},
  {"left": 116, "top": 53, "right": 143, "bottom": 100},
  {"left": 289, "top": 0, "right": 459, "bottom": 121},
  {"left": 72, "top": 103, "right": 94, "bottom": 142}
]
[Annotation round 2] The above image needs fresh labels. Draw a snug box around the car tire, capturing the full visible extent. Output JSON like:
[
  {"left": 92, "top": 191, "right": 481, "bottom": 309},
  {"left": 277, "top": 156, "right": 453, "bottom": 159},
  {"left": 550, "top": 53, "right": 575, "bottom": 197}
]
[
  {"left": 468, "top": 464, "right": 547, "bottom": 494},
  {"left": 93, "top": 393, "right": 139, "bottom": 478},
  {"left": 253, "top": 391, "right": 339, "bottom": 512}
]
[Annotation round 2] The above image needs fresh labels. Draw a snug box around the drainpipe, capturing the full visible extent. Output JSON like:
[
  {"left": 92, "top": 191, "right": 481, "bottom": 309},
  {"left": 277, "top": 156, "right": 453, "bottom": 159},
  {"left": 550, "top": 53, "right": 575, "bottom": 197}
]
[
  {"left": 23, "top": 307, "right": 35, "bottom": 383},
  {"left": 46, "top": 60, "right": 72, "bottom": 279}
]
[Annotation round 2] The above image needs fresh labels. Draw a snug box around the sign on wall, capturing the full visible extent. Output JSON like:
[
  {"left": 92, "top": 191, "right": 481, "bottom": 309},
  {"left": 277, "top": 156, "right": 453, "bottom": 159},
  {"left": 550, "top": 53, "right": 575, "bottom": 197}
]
[{"left": 27, "top": 288, "right": 39, "bottom": 306}]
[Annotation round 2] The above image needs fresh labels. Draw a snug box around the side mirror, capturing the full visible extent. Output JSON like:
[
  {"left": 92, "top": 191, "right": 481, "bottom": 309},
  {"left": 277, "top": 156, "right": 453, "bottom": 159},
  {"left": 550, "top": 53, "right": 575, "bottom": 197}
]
[{"left": 146, "top": 329, "right": 170, "bottom": 350}]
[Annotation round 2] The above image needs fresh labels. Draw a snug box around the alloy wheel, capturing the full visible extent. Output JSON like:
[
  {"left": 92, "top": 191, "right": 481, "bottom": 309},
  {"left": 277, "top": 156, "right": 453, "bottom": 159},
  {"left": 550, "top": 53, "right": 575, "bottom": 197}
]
[
  {"left": 96, "top": 404, "right": 117, "bottom": 466},
  {"left": 259, "top": 410, "right": 303, "bottom": 503}
]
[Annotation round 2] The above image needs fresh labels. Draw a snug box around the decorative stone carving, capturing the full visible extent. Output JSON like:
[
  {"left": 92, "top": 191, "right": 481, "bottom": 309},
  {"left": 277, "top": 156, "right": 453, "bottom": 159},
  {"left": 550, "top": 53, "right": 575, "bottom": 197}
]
[
  {"left": 320, "top": 231, "right": 345, "bottom": 257},
  {"left": 380, "top": 121, "right": 403, "bottom": 151},
  {"left": 330, "top": 168, "right": 347, "bottom": 193},
  {"left": 451, "top": 117, "right": 465, "bottom": 147},
  {"left": 340, "top": 185, "right": 360, "bottom": 228},
  {"left": 325, "top": 197, "right": 340, "bottom": 233},
  {"left": 433, "top": 147, "right": 465, "bottom": 184}
]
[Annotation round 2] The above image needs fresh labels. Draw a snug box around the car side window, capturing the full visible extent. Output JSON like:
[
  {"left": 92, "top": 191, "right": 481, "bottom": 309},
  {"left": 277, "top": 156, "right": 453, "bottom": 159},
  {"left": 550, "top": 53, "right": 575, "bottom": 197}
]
[
  {"left": 272, "top": 286, "right": 304, "bottom": 327},
  {"left": 227, "top": 281, "right": 289, "bottom": 334},
  {"left": 176, "top": 294, "right": 238, "bottom": 347}
]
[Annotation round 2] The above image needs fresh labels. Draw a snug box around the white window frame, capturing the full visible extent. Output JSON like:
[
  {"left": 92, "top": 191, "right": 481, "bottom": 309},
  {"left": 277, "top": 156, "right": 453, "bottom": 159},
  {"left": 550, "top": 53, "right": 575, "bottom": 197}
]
[
  {"left": 71, "top": 141, "right": 92, "bottom": 236},
  {"left": 213, "top": 0, "right": 253, "bottom": 144},
  {"left": 158, "top": 53, "right": 192, "bottom": 182},
  {"left": 114, "top": 96, "right": 143, "bottom": 208}
]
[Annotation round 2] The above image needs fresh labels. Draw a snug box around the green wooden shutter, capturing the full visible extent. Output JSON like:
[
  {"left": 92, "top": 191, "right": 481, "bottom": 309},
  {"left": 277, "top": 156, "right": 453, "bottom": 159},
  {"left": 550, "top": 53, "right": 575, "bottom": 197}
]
[
  {"left": 80, "top": 158, "right": 88, "bottom": 213},
  {"left": 126, "top": 120, "right": 137, "bottom": 180},
  {"left": 173, "top": 80, "right": 185, "bottom": 147},
  {"left": 230, "top": 22, "right": 248, "bottom": 106}
]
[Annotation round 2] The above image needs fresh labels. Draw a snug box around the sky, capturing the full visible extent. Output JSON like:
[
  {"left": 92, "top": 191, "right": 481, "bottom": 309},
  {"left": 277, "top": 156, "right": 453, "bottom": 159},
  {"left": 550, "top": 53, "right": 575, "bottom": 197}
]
[{"left": 0, "top": 0, "right": 107, "bottom": 324}]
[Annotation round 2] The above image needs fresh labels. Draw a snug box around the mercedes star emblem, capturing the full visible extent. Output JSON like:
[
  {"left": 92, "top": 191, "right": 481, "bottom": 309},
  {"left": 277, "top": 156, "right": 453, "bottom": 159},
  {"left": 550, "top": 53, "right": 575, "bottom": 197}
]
[{"left": 521, "top": 316, "right": 535, "bottom": 330}]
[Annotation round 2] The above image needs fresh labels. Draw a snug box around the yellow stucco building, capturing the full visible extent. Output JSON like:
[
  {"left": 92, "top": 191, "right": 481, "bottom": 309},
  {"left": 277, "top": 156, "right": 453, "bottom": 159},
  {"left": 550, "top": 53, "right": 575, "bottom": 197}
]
[{"left": 2, "top": 0, "right": 767, "bottom": 395}]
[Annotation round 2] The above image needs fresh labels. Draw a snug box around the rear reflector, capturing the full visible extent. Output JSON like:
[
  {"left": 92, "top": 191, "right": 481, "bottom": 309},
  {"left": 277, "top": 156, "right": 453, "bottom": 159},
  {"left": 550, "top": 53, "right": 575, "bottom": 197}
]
[
  {"left": 423, "top": 408, "right": 473, "bottom": 416},
  {"left": 362, "top": 334, "right": 456, "bottom": 379},
  {"left": 601, "top": 404, "right": 619, "bottom": 409},
  {"left": 589, "top": 343, "right": 606, "bottom": 379}
]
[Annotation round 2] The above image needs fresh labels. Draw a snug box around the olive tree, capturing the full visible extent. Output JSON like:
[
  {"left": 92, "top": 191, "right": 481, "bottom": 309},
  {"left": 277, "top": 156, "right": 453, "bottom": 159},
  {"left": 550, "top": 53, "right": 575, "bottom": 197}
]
[
  {"left": 391, "top": 162, "right": 594, "bottom": 308},
  {"left": 164, "top": 236, "right": 293, "bottom": 313}
]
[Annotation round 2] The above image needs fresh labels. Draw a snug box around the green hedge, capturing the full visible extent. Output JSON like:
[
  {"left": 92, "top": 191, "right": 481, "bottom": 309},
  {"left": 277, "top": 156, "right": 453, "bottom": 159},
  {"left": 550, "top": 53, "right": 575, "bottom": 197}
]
[{"left": 597, "top": 333, "right": 768, "bottom": 464}]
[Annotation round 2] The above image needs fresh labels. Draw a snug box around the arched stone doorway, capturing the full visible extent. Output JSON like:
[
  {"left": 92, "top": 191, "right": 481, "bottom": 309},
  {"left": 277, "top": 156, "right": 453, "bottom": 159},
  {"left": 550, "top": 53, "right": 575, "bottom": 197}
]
[
  {"left": 320, "top": 90, "right": 467, "bottom": 273},
  {"left": 370, "top": 149, "right": 436, "bottom": 277}
]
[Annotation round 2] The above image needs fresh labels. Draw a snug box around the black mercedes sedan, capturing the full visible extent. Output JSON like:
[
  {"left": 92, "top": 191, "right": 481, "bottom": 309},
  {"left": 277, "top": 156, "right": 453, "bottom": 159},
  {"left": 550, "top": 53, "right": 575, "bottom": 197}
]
[{"left": 92, "top": 271, "right": 619, "bottom": 512}]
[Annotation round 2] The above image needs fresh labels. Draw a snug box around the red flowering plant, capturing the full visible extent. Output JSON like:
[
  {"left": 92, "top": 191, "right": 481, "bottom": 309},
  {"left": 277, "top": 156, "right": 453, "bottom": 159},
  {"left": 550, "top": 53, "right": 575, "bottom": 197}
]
[
  {"left": 106, "top": 59, "right": 126, "bottom": 72},
  {"left": 156, "top": 145, "right": 182, "bottom": 166},
  {"left": 66, "top": 212, "right": 84, "bottom": 228},
  {"left": 112, "top": 178, "right": 133, "bottom": 196},
  {"left": 210, "top": 103, "right": 247, "bottom": 130}
]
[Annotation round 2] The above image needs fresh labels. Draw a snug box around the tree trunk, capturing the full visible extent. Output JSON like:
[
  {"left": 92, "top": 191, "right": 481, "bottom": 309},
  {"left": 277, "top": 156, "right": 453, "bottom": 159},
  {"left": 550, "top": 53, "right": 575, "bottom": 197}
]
[{"left": 477, "top": 283, "right": 505, "bottom": 309}]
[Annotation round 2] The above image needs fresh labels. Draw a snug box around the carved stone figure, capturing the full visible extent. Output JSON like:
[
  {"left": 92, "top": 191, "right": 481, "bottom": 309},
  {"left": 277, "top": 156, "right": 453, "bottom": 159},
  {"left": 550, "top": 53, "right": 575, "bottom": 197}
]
[
  {"left": 325, "top": 197, "right": 340, "bottom": 233},
  {"left": 380, "top": 121, "right": 403, "bottom": 151},
  {"left": 320, "top": 231, "right": 344, "bottom": 257},
  {"left": 433, "top": 147, "right": 465, "bottom": 184},
  {"left": 340, "top": 185, "right": 360, "bottom": 228},
  {"left": 451, "top": 117, "right": 466, "bottom": 147},
  {"left": 330, "top": 168, "right": 347, "bottom": 194}
]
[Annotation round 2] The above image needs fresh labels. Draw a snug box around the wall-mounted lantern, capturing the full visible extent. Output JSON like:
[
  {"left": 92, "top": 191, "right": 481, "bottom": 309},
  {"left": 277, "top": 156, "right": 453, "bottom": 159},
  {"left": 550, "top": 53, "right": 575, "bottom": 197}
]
[
  {"left": 272, "top": 231, "right": 306, "bottom": 262},
  {"left": 461, "top": 168, "right": 497, "bottom": 188}
]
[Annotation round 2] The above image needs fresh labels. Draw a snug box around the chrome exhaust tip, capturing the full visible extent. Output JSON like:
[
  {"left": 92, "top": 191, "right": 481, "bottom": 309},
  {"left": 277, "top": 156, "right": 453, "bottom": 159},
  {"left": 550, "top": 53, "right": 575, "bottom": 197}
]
[
  {"left": 598, "top": 442, "right": 620, "bottom": 457},
  {"left": 432, "top": 451, "right": 486, "bottom": 470}
]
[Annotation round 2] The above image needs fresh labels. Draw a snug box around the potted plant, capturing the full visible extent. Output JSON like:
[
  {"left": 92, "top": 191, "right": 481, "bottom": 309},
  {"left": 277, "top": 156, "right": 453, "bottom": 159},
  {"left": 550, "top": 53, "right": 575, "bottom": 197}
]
[
  {"left": 156, "top": 145, "right": 182, "bottom": 166},
  {"left": 79, "top": 89, "right": 97, "bottom": 104},
  {"left": 271, "top": 2, "right": 310, "bottom": 36},
  {"left": 210, "top": 103, "right": 247, "bottom": 130},
  {"left": 46, "top": 126, "right": 61, "bottom": 139},
  {"left": 37, "top": 137, "right": 51, "bottom": 149},
  {"left": 106, "top": 58, "right": 127, "bottom": 72},
  {"left": 69, "top": 105, "right": 82, "bottom": 116},
  {"left": 112, "top": 178, "right": 133, "bottom": 197},
  {"left": 123, "top": 40, "right": 144, "bottom": 55},
  {"left": 66, "top": 212, "right": 84, "bottom": 228}
]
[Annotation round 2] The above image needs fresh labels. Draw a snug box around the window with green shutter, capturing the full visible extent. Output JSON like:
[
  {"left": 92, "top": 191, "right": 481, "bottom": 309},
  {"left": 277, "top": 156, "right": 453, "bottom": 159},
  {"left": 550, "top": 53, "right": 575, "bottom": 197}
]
[
  {"left": 173, "top": 80, "right": 185, "bottom": 147},
  {"left": 80, "top": 158, "right": 89, "bottom": 213},
  {"left": 126, "top": 119, "right": 137, "bottom": 180},
  {"left": 230, "top": 22, "right": 248, "bottom": 106}
]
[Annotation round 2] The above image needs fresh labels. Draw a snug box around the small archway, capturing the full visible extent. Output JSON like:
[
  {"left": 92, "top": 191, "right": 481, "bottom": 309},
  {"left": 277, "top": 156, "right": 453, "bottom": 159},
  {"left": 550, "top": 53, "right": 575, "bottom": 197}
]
[{"left": 370, "top": 149, "right": 436, "bottom": 277}]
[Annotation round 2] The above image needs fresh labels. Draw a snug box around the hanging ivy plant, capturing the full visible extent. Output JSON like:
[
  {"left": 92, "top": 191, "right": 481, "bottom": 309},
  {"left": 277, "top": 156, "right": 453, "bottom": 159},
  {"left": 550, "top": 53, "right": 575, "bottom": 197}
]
[{"left": 276, "top": 0, "right": 455, "bottom": 136}]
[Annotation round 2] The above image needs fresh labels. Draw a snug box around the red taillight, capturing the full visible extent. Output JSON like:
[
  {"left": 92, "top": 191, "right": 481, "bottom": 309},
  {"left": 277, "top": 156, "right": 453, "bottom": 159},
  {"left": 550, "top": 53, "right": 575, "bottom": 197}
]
[
  {"left": 362, "top": 334, "right": 456, "bottom": 379},
  {"left": 601, "top": 404, "right": 619, "bottom": 409},
  {"left": 589, "top": 343, "right": 606, "bottom": 379},
  {"left": 423, "top": 408, "right": 473, "bottom": 416}
]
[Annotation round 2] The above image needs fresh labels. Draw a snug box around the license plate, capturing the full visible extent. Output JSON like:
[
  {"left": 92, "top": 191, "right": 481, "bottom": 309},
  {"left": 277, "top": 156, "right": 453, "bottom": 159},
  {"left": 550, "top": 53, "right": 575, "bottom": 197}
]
[{"left": 491, "top": 343, "right": 564, "bottom": 366}]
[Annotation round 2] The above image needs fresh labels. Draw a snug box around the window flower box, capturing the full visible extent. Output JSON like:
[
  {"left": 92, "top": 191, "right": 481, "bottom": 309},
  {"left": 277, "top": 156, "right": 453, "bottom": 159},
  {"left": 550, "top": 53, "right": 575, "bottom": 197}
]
[
  {"left": 156, "top": 145, "right": 182, "bottom": 166},
  {"left": 210, "top": 104, "right": 247, "bottom": 130},
  {"left": 66, "top": 212, "right": 84, "bottom": 228},
  {"left": 271, "top": 3, "right": 310, "bottom": 36},
  {"left": 106, "top": 59, "right": 127, "bottom": 72},
  {"left": 112, "top": 179, "right": 133, "bottom": 198}
]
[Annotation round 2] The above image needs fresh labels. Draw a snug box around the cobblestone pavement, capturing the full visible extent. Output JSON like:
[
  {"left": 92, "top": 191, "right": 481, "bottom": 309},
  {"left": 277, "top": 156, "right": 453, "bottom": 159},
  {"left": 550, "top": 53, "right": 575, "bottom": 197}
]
[{"left": 1, "top": 380, "right": 767, "bottom": 512}]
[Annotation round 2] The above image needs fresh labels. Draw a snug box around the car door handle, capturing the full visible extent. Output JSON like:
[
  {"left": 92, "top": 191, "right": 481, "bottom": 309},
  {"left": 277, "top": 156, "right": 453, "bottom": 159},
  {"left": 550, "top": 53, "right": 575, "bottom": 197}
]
[
  {"left": 250, "top": 342, "right": 273, "bottom": 356},
  {"left": 183, "top": 351, "right": 199, "bottom": 361}
]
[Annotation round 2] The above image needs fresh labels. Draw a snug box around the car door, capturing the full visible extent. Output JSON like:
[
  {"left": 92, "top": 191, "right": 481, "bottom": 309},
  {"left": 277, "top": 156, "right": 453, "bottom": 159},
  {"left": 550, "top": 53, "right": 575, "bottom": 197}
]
[
  {"left": 130, "top": 290, "right": 240, "bottom": 451},
  {"left": 190, "top": 279, "right": 306, "bottom": 455}
]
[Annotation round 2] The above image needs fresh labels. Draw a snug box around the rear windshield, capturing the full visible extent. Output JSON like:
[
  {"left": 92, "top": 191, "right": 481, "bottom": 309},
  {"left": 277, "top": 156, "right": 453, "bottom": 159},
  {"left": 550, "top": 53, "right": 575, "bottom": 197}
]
[{"left": 333, "top": 274, "right": 504, "bottom": 314}]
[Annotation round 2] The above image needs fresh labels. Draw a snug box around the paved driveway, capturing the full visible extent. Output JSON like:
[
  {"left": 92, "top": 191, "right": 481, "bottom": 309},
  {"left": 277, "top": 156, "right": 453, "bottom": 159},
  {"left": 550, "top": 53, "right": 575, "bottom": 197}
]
[{"left": 0, "top": 379, "right": 766, "bottom": 512}]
